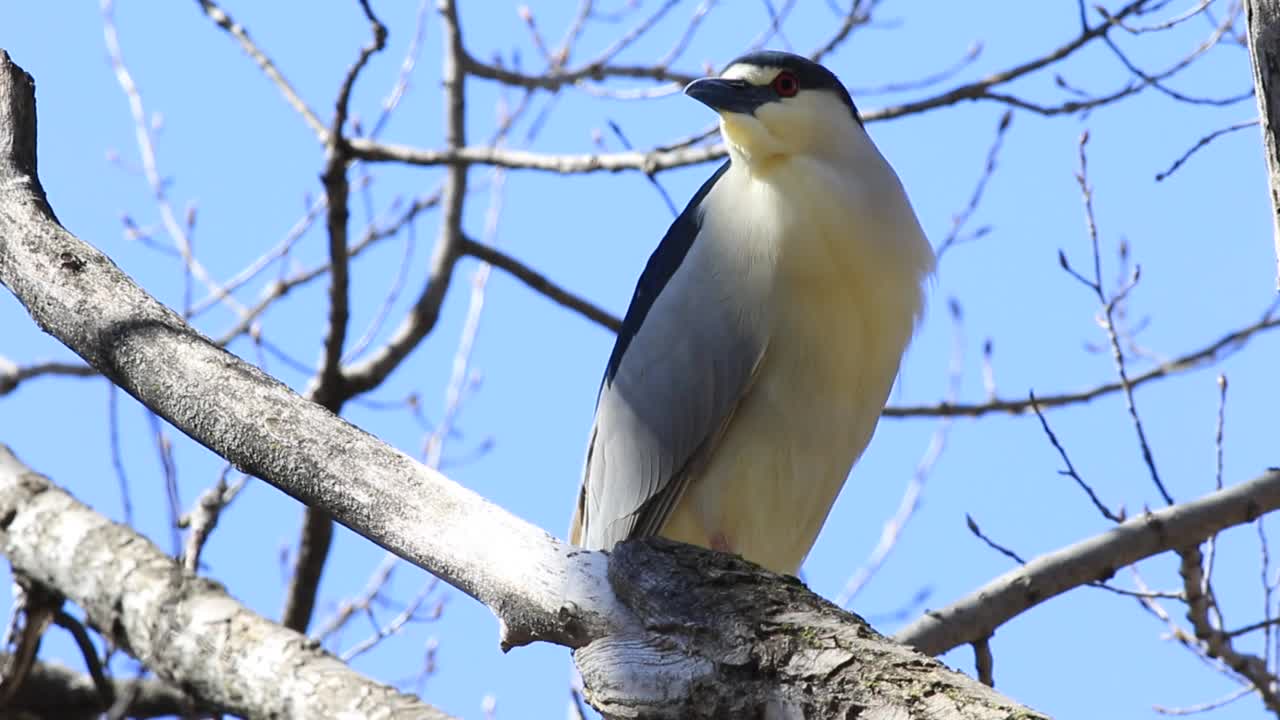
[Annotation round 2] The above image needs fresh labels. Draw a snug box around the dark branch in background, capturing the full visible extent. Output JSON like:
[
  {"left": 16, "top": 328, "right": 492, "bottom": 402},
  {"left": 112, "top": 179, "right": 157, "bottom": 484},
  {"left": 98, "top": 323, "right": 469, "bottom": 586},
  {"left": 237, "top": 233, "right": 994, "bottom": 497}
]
[
  {"left": 0, "top": 576, "right": 61, "bottom": 709},
  {"left": 963, "top": 514, "right": 1028, "bottom": 565},
  {"left": 280, "top": 0, "right": 472, "bottom": 633},
  {"left": 50, "top": 610, "right": 113, "bottom": 711},
  {"left": 1155, "top": 118, "right": 1258, "bottom": 181},
  {"left": 339, "top": 0, "right": 470, "bottom": 397},
  {"left": 460, "top": 236, "right": 621, "bottom": 332},
  {"left": 186, "top": 190, "right": 328, "bottom": 319},
  {"left": 1031, "top": 392, "right": 1125, "bottom": 523},
  {"left": 107, "top": 384, "right": 134, "bottom": 526},
  {"left": 313, "top": 0, "right": 387, "bottom": 404},
  {"left": 280, "top": 0, "right": 388, "bottom": 635},
  {"left": 1095, "top": 0, "right": 1253, "bottom": 107}
]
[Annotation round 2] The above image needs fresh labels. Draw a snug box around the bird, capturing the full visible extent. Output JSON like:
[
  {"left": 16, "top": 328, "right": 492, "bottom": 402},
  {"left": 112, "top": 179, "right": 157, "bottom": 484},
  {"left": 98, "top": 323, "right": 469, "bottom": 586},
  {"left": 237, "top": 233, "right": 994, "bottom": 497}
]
[{"left": 569, "top": 50, "right": 934, "bottom": 576}]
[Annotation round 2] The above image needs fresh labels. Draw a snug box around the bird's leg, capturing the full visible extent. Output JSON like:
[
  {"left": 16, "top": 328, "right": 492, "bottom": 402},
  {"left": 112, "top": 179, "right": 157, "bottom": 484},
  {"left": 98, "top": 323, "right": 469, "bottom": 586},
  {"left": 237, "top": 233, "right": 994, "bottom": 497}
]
[{"left": 709, "top": 531, "right": 734, "bottom": 554}]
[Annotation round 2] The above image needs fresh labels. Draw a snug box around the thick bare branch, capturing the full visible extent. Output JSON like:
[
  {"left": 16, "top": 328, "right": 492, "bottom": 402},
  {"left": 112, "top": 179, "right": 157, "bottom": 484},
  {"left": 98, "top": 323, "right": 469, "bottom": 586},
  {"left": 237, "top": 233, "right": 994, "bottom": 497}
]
[
  {"left": 0, "top": 445, "right": 455, "bottom": 719},
  {"left": 896, "top": 470, "right": 1280, "bottom": 656}
]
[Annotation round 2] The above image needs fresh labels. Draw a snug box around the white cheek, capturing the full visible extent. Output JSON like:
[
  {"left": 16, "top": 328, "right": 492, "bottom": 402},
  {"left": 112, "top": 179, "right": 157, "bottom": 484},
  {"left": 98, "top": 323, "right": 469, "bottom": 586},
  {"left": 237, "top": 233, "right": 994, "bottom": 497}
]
[{"left": 753, "top": 102, "right": 804, "bottom": 137}]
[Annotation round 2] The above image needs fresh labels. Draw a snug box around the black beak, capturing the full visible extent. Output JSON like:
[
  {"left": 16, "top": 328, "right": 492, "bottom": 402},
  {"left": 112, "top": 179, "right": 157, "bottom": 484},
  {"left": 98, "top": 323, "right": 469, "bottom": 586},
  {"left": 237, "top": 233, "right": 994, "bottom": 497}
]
[{"left": 684, "top": 78, "right": 769, "bottom": 115}]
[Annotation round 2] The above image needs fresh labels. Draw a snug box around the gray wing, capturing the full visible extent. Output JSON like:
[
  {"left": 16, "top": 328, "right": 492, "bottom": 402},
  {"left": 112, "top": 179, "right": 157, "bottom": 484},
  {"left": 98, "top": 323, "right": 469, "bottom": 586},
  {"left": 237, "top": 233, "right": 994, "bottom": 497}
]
[{"left": 570, "top": 162, "right": 769, "bottom": 550}]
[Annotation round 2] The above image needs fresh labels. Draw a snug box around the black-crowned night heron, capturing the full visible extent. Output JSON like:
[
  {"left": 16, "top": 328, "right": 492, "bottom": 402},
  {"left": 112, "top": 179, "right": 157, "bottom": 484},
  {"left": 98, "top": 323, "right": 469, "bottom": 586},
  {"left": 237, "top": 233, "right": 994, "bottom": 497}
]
[{"left": 570, "top": 51, "right": 934, "bottom": 575}]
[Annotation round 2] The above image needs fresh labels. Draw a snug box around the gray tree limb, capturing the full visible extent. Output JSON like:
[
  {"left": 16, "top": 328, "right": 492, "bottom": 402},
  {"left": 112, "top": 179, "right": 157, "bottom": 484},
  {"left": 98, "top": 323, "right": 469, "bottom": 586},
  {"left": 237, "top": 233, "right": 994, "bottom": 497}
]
[
  {"left": 896, "top": 469, "right": 1280, "bottom": 656},
  {"left": 0, "top": 445, "right": 454, "bottom": 719},
  {"left": 0, "top": 48, "right": 1045, "bottom": 718},
  {"left": 1246, "top": 0, "right": 1280, "bottom": 287}
]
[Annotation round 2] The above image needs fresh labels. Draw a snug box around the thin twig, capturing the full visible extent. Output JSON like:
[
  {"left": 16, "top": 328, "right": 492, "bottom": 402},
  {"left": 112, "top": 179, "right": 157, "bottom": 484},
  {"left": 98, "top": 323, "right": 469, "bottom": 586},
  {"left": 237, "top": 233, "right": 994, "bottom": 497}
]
[
  {"left": 192, "top": 0, "right": 327, "bottom": 139},
  {"left": 1156, "top": 119, "right": 1258, "bottom": 181},
  {"left": 103, "top": 0, "right": 248, "bottom": 320},
  {"left": 965, "top": 514, "right": 1028, "bottom": 565},
  {"left": 0, "top": 360, "right": 95, "bottom": 396},
  {"left": 936, "top": 110, "right": 1012, "bottom": 261},
  {"left": 883, "top": 308, "right": 1280, "bottom": 418},
  {"left": 459, "top": 238, "right": 620, "bottom": 332},
  {"left": 1030, "top": 392, "right": 1124, "bottom": 522},
  {"left": 1068, "top": 130, "right": 1173, "bottom": 505}
]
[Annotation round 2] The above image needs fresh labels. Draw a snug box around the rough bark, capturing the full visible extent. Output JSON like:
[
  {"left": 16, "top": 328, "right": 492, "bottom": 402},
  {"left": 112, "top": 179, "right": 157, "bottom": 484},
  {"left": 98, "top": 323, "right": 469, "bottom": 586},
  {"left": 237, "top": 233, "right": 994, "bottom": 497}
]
[
  {"left": 0, "top": 48, "right": 1047, "bottom": 718},
  {"left": 0, "top": 446, "right": 454, "bottom": 720},
  {"left": 1246, "top": 0, "right": 1280, "bottom": 286},
  {"left": 579, "top": 540, "right": 1044, "bottom": 719}
]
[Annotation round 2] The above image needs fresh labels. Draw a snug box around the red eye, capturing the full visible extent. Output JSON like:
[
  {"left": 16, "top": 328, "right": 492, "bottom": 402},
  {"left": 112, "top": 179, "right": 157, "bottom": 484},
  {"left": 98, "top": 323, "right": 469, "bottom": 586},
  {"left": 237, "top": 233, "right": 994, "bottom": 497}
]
[{"left": 771, "top": 71, "right": 799, "bottom": 97}]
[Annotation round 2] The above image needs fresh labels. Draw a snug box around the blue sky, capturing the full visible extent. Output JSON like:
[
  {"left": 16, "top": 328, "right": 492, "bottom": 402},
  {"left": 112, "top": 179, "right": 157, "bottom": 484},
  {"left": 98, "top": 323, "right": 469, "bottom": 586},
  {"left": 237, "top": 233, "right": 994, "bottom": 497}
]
[{"left": 2, "top": 1, "right": 1278, "bottom": 718}]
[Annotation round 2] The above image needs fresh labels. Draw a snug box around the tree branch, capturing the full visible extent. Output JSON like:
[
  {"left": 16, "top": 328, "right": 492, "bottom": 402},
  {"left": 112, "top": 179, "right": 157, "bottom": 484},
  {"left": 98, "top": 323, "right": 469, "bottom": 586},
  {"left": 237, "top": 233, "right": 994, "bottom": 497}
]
[
  {"left": 192, "top": 0, "right": 327, "bottom": 141},
  {"left": 338, "top": 0, "right": 470, "bottom": 397},
  {"left": 896, "top": 469, "right": 1280, "bottom": 656},
  {"left": 883, "top": 309, "right": 1280, "bottom": 418},
  {"left": 459, "top": 236, "right": 621, "bottom": 332},
  {"left": 0, "top": 445, "right": 456, "bottom": 719},
  {"left": 0, "top": 359, "right": 96, "bottom": 395}
]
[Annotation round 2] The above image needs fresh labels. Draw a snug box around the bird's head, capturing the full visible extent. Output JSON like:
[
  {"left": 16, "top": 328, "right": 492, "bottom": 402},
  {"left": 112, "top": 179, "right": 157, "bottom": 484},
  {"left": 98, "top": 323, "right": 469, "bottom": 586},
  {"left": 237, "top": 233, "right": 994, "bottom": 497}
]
[{"left": 685, "top": 51, "right": 863, "bottom": 166}]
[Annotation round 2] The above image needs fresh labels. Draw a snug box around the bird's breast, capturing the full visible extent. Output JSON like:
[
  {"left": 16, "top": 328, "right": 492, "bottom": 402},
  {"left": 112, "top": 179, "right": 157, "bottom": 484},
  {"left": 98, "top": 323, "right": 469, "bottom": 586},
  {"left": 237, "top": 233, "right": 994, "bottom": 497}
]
[{"left": 660, "top": 157, "right": 931, "bottom": 574}]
